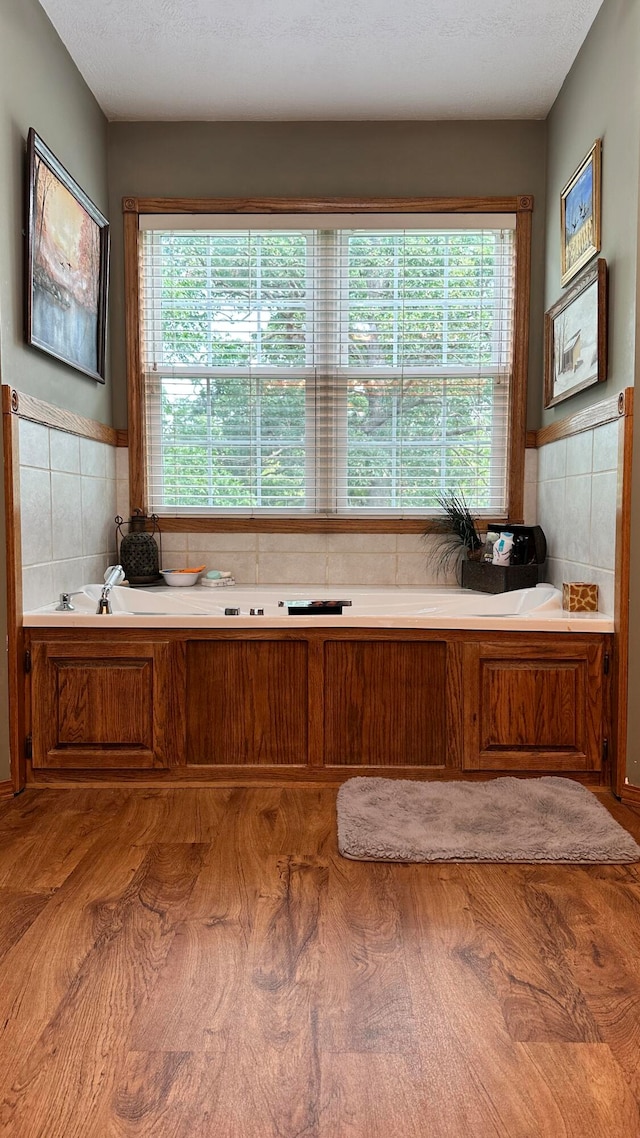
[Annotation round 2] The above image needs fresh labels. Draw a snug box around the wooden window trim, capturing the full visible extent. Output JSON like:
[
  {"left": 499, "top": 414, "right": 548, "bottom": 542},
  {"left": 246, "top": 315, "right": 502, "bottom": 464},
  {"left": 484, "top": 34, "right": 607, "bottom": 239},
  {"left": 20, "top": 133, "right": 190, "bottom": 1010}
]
[{"left": 123, "top": 194, "right": 533, "bottom": 533}]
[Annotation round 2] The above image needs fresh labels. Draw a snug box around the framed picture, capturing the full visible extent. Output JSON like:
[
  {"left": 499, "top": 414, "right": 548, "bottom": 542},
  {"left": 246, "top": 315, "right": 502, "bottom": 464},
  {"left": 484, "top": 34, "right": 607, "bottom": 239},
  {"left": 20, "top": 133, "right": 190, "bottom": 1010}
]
[
  {"left": 544, "top": 258, "right": 607, "bottom": 408},
  {"left": 560, "top": 139, "right": 601, "bottom": 286},
  {"left": 25, "top": 128, "right": 109, "bottom": 382}
]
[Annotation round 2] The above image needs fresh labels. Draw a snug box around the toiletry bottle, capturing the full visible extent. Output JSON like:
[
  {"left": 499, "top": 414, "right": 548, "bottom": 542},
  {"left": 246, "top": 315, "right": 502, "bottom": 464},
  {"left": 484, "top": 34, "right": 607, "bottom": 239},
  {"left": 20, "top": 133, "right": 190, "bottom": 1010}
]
[
  {"left": 484, "top": 530, "right": 500, "bottom": 563},
  {"left": 492, "top": 531, "right": 514, "bottom": 566}
]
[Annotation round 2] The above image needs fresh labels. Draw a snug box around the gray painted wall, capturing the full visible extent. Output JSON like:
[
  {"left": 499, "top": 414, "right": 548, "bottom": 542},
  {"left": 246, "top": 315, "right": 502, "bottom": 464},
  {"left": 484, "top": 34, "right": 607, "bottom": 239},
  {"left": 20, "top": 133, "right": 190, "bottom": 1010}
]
[
  {"left": 543, "top": 0, "right": 640, "bottom": 427},
  {"left": 107, "top": 120, "right": 547, "bottom": 429},
  {"left": 543, "top": 0, "right": 640, "bottom": 783},
  {"left": 0, "top": 0, "right": 110, "bottom": 782}
]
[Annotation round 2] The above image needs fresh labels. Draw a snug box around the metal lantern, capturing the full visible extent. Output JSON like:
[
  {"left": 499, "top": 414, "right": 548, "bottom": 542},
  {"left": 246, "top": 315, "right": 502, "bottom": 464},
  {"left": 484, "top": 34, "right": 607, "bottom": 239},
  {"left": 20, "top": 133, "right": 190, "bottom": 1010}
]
[{"left": 115, "top": 510, "right": 162, "bottom": 585}]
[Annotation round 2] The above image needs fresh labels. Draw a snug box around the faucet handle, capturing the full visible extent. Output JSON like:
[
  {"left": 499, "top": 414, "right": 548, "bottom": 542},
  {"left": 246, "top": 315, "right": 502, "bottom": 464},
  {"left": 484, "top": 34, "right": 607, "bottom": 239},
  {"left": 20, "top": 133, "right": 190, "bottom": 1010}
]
[{"left": 55, "top": 591, "right": 81, "bottom": 611}]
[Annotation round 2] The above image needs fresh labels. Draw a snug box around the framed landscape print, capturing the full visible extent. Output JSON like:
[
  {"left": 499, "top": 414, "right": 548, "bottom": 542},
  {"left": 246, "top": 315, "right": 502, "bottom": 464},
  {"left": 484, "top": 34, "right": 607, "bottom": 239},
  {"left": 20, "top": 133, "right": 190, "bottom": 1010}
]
[
  {"left": 25, "top": 128, "right": 109, "bottom": 382},
  {"left": 560, "top": 139, "right": 601, "bottom": 286},
  {"left": 544, "top": 258, "right": 607, "bottom": 408}
]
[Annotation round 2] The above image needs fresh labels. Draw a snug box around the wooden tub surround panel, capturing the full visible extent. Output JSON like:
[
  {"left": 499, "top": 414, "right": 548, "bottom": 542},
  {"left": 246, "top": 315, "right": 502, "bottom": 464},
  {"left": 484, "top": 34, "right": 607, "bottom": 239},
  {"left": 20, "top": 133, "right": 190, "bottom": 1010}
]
[
  {"left": 323, "top": 640, "right": 449, "bottom": 768},
  {"left": 186, "top": 640, "right": 308, "bottom": 766},
  {"left": 24, "top": 627, "right": 611, "bottom": 784}
]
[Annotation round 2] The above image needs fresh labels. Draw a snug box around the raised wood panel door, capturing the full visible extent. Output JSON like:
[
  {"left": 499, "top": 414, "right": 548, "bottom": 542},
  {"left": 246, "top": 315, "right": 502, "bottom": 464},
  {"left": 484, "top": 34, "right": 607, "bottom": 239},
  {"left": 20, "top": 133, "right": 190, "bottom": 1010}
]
[
  {"left": 324, "top": 640, "right": 448, "bottom": 767},
  {"left": 30, "top": 640, "right": 177, "bottom": 769},
  {"left": 462, "top": 640, "right": 605, "bottom": 771},
  {"left": 185, "top": 640, "right": 308, "bottom": 766},
  {"left": 57, "top": 661, "right": 152, "bottom": 745}
]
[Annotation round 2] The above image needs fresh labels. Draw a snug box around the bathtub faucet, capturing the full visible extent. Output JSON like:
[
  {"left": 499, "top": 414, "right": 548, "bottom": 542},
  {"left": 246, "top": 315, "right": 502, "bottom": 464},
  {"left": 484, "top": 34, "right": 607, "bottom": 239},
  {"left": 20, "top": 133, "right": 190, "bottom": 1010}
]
[{"left": 97, "top": 565, "right": 126, "bottom": 614}]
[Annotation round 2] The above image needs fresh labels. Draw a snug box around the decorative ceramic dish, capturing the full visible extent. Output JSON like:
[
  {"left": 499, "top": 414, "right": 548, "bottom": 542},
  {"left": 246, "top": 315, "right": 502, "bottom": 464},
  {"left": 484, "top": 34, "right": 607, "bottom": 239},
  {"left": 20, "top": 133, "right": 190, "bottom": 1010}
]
[{"left": 161, "top": 568, "right": 203, "bottom": 587}]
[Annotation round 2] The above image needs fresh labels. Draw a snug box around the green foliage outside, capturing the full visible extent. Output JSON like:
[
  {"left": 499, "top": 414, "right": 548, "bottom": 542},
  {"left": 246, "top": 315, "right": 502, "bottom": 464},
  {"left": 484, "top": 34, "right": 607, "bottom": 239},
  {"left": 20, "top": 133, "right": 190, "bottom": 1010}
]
[{"left": 147, "top": 229, "right": 510, "bottom": 511}]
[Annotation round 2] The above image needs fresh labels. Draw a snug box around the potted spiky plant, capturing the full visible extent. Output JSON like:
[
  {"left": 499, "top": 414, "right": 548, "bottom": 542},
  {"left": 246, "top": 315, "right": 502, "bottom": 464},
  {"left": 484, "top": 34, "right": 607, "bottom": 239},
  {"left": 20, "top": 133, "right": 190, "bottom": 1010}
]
[{"left": 424, "top": 493, "right": 482, "bottom": 582}]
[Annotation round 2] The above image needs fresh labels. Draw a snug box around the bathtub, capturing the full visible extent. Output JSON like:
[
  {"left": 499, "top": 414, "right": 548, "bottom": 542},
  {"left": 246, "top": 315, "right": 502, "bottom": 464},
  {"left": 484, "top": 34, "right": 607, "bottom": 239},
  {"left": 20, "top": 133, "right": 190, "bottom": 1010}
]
[
  {"left": 23, "top": 581, "right": 613, "bottom": 780},
  {"left": 23, "top": 582, "right": 613, "bottom": 632}
]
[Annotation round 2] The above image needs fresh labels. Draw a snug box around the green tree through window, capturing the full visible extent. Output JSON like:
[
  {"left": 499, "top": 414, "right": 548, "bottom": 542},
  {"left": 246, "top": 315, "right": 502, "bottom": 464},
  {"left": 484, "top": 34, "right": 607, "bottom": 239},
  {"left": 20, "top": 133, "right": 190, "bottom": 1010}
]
[{"left": 141, "top": 224, "right": 514, "bottom": 514}]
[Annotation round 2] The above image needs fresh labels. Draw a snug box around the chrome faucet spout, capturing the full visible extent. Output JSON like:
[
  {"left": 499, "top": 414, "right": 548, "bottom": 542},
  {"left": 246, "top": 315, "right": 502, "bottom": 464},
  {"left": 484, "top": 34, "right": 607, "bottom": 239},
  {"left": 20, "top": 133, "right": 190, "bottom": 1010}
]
[{"left": 97, "top": 564, "right": 125, "bottom": 615}]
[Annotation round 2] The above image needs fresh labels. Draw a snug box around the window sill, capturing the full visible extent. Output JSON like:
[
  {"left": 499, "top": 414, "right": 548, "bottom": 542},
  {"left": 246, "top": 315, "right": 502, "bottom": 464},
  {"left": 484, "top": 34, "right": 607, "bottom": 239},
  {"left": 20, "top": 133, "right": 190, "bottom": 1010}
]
[{"left": 152, "top": 515, "right": 513, "bottom": 535}]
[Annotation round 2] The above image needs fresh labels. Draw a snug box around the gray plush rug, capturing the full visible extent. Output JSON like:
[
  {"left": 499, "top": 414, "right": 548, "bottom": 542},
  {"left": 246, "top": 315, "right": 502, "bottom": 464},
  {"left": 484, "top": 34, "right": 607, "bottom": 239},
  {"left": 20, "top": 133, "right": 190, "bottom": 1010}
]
[{"left": 337, "top": 776, "right": 640, "bottom": 863}]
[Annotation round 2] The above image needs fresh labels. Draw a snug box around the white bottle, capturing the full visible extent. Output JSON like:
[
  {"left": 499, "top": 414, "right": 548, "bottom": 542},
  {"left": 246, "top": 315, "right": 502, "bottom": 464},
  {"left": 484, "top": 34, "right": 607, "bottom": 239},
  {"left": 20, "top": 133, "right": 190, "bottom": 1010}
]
[{"left": 492, "top": 531, "right": 514, "bottom": 566}]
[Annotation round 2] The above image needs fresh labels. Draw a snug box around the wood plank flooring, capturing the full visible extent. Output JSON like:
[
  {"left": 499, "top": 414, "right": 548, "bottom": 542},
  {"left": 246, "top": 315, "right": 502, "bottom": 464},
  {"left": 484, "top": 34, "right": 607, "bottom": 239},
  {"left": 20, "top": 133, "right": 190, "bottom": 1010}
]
[{"left": 0, "top": 786, "right": 639, "bottom": 1137}]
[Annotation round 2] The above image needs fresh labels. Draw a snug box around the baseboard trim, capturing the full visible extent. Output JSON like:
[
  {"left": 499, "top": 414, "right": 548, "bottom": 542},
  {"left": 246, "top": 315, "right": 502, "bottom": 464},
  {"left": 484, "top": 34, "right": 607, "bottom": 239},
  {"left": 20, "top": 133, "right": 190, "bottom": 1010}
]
[
  {"left": 27, "top": 768, "right": 603, "bottom": 789},
  {"left": 0, "top": 780, "right": 15, "bottom": 799},
  {"left": 620, "top": 784, "right": 640, "bottom": 807}
]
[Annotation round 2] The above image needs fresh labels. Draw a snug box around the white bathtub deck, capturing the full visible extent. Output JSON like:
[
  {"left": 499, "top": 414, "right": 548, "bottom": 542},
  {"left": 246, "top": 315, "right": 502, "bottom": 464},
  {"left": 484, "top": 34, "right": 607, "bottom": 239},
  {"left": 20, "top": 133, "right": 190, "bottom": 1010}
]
[{"left": 23, "top": 584, "right": 614, "bottom": 633}]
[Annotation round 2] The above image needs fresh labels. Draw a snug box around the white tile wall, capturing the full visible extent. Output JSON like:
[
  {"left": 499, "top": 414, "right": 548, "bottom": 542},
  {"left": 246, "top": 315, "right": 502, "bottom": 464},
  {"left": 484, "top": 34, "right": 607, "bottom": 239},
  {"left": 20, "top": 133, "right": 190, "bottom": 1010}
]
[
  {"left": 50, "top": 430, "right": 80, "bottom": 474},
  {"left": 538, "top": 438, "right": 567, "bottom": 482},
  {"left": 19, "top": 420, "right": 118, "bottom": 610},
  {"left": 79, "top": 436, "right": 106, "bottom": 478},
  {"left": 592, "top": 420, "right": 619, "bottom": 472},
  {"left": 258, "top": 553, "right": 326, "bottom": 585},
  {"left": 19, "top": 421, "right": 50, "bottom": 469},
  {"left": 20, "top": 466, "right": 53, "bottom": 567},
  {"left": 152, "top": 529, "right": 460, "bottom": 586},
  {"left": 536, "top": 421, "right": 620, "bottom": 615},
  {"left": 564, "top": 474, "right": 591, "bottom": 564},
  {"left": 115, "top": 446, "right": 129, "bottom": 521},
  {"left": 523, "top": 447, "right": 538, "bottom": 525},
  {"left": 566, "top": 431, "right": 593, "bottom": 476}
]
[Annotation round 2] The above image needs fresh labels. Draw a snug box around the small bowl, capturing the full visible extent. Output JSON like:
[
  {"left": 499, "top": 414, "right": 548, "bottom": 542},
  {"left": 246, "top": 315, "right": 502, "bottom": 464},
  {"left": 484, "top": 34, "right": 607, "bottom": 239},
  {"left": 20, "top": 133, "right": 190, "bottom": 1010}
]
[{"left": 161, "top": 569, "right": 202, "bottom": 587}]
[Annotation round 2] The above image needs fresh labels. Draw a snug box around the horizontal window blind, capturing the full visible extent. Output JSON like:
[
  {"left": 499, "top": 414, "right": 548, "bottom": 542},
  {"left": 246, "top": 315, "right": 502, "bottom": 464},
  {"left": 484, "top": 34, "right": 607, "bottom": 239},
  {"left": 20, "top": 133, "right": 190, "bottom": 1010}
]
[{"left": 140, "top": 219, "right": 516, "bottom": 515}]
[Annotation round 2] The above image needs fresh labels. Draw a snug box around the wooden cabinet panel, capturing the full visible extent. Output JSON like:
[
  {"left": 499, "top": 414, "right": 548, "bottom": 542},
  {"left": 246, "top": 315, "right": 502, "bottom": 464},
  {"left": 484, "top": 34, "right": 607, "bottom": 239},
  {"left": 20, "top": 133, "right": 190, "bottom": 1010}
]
[
  {"left": 56, "top": 661, "right": 153, "bottom": 746},
  {"left": 481, "top": 662, "right": 581, "bottom": 750},
  {"left": 186, "top": 640, "right": 308, "bottom": 766},
  {"left": 463, "top": 640, "right": 604, "bottom": 771},
  {"left": 324, "top": 640, "right": 447, "bottom": 767},
  {"left": 31, "top": 641, "right": 176, "bottom": 769}
]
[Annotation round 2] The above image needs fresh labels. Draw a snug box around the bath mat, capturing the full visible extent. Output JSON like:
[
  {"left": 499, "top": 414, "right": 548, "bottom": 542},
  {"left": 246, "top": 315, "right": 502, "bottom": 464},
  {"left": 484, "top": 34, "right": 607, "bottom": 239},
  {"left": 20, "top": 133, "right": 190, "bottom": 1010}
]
[{"left": 337, "top": 776, "right": 640, "bottom": 863}]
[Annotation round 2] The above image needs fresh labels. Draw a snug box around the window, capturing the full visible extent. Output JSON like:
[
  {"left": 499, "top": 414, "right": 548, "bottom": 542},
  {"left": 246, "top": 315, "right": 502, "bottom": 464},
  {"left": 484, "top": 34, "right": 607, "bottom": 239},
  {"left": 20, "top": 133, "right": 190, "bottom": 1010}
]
[{"left": 127, "top": 199, "right": 531, "bottom": 526}]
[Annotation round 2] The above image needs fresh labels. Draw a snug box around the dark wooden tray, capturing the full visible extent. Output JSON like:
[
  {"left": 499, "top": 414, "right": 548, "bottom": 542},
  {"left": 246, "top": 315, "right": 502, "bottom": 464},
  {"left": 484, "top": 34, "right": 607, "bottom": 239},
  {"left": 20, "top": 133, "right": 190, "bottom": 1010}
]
[{"left": 461, "top": 560, "right": 542, "bottom": 594}]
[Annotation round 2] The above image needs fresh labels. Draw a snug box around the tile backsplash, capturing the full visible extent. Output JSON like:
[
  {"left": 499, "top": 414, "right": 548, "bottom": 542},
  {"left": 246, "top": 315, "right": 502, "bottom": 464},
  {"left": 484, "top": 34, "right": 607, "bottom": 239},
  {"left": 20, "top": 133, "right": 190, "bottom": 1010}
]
[
  {"left": 19, "top": 419, "right": 118, "bottom": 610},
  {"left": 158, "top": 529, "right": 458, "bottom": 587},
  {"left": 535, "top": 420, "right": 619, "bottom": 615}
]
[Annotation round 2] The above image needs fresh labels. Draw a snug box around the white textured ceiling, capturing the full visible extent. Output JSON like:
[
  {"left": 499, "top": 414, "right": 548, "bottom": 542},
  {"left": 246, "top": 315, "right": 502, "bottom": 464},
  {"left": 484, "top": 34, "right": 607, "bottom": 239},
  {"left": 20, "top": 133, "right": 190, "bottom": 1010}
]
[{"left": 38, "top": 0, "right": 605, "bottom": 121}]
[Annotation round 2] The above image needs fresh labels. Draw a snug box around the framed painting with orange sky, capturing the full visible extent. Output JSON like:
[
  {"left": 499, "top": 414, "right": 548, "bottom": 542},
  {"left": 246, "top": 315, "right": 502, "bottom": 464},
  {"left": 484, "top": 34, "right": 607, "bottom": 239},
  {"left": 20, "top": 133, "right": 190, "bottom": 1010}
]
[{"left": 25, "top": 129, "right": 109, "bottom": 382}]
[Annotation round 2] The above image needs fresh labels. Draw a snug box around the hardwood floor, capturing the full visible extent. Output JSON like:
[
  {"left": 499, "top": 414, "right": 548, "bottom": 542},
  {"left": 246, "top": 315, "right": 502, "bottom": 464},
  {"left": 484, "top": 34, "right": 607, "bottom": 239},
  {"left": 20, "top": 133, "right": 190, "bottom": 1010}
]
[{"left": 0, "top": 785, "right": 639, "bottom": 1137}]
